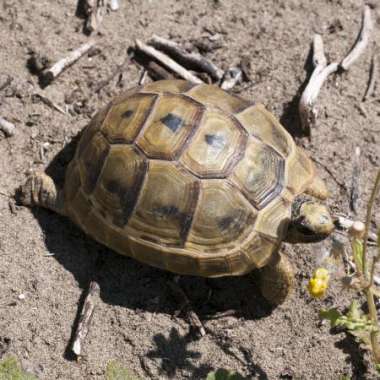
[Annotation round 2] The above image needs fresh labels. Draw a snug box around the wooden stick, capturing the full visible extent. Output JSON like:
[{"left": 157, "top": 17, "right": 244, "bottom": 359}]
[
  {"left": 220, "top": 67, "right": 243, "bottom": 90},
  {"left": 84, "top": 0, "right": 106, "bottom": 33},
  {"left": 33, "top": 93, "right": 66, "bottom": 115},
  {"left": 363, "top": 52, "right": 377, "bottom": 102},
  {"left": 149, "top": 35, "right": 224, "bottom": 81},
  {"left": 135, "top": 39, "right": 203, "bottom": 84},
  {"left": 349, "top": 147, "right": 361, "bottom": 214},
  {"left": 299, "top": 34, "right": 339, "bottom": 136},
  {"left": 71, "top": 281, "right": 100, "bottom": 357},
  {"left": 340, "top": 5, "right": 373, "bottom": 71},
  {"left": 0, "top": 116, "right": 15, "bottom": 137},
  {"left": 168, "top": 279, "right": 206, "bottom": 337},
  {"left": 138, "top": 68, "right": 148, "bottom": 86},
  {"left": 41, "top": 40, "right": 96, "bottom": 86},
  {"left": 109, "top": 0, "right": 119, "bottom": 11}
]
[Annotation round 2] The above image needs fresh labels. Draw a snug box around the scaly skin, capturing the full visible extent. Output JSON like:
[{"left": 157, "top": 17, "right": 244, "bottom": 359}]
[
  {"left": 18, "top": 172, "right": 65, "bottom": 215},
  {"left": 260, "top": 252, "right": 295, "bottom": 305}
]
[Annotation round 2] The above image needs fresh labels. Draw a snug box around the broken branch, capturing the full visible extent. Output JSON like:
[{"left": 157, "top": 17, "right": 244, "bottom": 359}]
[
  {"left": 299, "top": 34, "right": 339, "bottom": 136},
  {"left": 340, "top": 5, "right": 373, "bottom": 71},
  {"left": 109, "top": 0, "right": 119, "bottom": 11},
  {"left": 363, "top": 52, "right": 377, "bottom": 102},
  {"left": 149, "top": 35, "right": 224, "bottom": 81},
  {"left": 71, "top": 281, "right": 100, "bottom": 357},
  {"left": 135, "top": 39, "right": 203, "bottom": 84},
  {"left": 220, "top": 67, "right": 243, "bottom": 90},
  {"left": 0, "top": 116, "right": 15, "bottom": 137},
  {"left": 349, "top": 147, "right": 361, "bottom": 215},
  {"left": 84, "top": 0, "right": 106, "bottom": 33},
  {"left": 41, "top": 40, "right": 96, "bottom": 86}
]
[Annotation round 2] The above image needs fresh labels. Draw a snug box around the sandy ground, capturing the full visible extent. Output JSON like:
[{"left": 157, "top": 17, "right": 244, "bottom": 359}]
[{"left": 0, "top": 0, "right": 380, "bottom": 379}]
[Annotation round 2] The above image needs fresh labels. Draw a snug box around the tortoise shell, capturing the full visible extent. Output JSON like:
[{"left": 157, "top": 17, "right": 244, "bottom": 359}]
[{"left": 64, "top": 80, "right": 322, "bottom": 277}]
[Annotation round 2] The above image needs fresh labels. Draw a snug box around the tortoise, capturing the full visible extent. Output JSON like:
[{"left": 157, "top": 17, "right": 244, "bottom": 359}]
[{"left": 19, "top": 79, "right": 334, "bottom": 305}]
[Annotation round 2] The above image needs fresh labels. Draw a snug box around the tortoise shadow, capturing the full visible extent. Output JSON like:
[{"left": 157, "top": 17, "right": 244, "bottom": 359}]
[{"left": 25, "top": 135, "right": 274, "bottom": 321}]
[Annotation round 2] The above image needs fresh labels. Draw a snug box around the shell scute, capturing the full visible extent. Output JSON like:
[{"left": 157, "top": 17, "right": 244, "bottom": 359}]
[
  {"left": 180, "top": 110, "right": 247, "bottom": 178},
  {"left": 136, "top": 94, "right": 204, "bottom": 160},
  {"left": 127, "top": 161, "right": 200, "bottom": 247},
  {"left": 101, "top": 93, "right": 157, "bottom": 144},
  {"left": 186, "top": 83, "right": 252, "bottom": 114},
  {"left": 236, "top": 104, "right": 294, "bottom": 158},
  {"left": 186, "top": 180, "right": 257, "bottom": 251},
  {"left": 230, "top": 139, "right": 285, "bottom": 209},
  {"left": 91, "top": 145, "right": 148, "bottom": 228}
]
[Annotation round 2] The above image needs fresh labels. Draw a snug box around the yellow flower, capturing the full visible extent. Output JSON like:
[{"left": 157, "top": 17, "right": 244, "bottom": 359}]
[{"left": 308, "top": 268, "right": 330, "bottom": 298}]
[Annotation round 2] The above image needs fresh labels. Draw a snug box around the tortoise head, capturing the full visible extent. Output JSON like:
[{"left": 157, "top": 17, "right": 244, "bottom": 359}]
[{"left": 285, "top": 195, "right": 334, "bottom": 244}]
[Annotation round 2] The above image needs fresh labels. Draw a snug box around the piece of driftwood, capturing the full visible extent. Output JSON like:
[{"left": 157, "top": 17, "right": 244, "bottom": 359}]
[
  {"left": 84, "top": 0, "right": 106, "bottom": 33},
  {"left": 299, "top": 34, "right": 339, "bottom": 136},
  {"left": 33, "top": 94, "right": 66, "bottom": 115},
  {"left": 135, "top": 39, "right": 203, "bottom": 84},
  {"left": 71, "top": 281, "right": 100, "bottom": 357},
  {"left": 349, "top": 147, "right": 361, "bottom": 214},
  {"left": 340, "top": 5, "right": 373, "bottom": 71},
  {"left": 41, "top": 40, "right": 96, "bottom": 86},
  {"left": 109, "top": 0, "right": 119, "bottom": 11},
  {"left": 363, "top": 52, "right": 377, "bottom": 102},
  {"left": 168, "top": 279, "right": 206, "bottom": 337},
  {"left": 149, "top": 35, "right": 224, "bottom": 81},
  {"left": 220, "top": 67, "right": 243, "bottom": 90},
  {"left": 138, "top": 69, "right": 148, "bottom": 86},
  {"left": 145, "top": 61, "right": 174, "bottom": 81},
  {"left": 0, "top": 116, "right": 15, "bottom": 137}
]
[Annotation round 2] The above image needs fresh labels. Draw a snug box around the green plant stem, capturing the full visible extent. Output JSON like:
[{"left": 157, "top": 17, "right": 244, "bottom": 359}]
[
  {"left": 363, "top": 169, "right": 380, "bottom": 281},
  {"left": 366, "top": 287, "right": 380, "bottom": 362},
  {"left": 363, "top": 169, "right": 380, "bottom": 363}
]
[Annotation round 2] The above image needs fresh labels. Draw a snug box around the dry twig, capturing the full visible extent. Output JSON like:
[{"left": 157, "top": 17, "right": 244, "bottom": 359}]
[
  {"left": 0, "top": 116, "right": 15, "bottom": 137},
  {"left": 33, "top": 94, "right": 66, "bottom": 115},
  {"left": 349, "top": 146, "right": 361, "bottom": 215},
  {"left": 84, "top": 0, "right": 106, "bottom": 33},
  {"left": 299, "top": 34, "right": 338, "bottom": 136},
  {"left": 71, "top": 281, "right": 100, "bottom": 357},
  {"left": 138, "top": 68, "right": 148, "bottom": 86},
  {"left": 340, "top": 5, "right": 373, "bottom": 71},
  {"left": 168, "top": 278, "right": 206, "bottom": 337},
  {"left": 109, "top": 0, "right": 119, "bottom": 11},
  {"left": 41, "top": 40, "right": 96, "bottom": 86},
  {"left": 363, "top": 52, "right": 377, "bottom": 102},
  {"left": 220, "top": 67, "right": 243, "bottom": 90},
  {"left": 135, "top": 39, "right": 203, "bottom": 84},
  {"left": 149, "top": 35, "right": 224, "bottom": 81}
]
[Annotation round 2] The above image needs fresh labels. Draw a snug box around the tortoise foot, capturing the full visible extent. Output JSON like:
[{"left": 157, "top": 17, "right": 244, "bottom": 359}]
[
  {"left": 17, "top": 171, "right": 64, "bottom": 215},
  {"left": 259, "top": 252, "right": 294, "bottom": 305}
]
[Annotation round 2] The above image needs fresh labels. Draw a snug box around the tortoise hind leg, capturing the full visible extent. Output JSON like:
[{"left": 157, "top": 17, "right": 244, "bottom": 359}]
[
  {"left": 259, "top": 252, "right": 294, "bottom": 305},
  {"left": 18, "top": 171, "right": 65, "bottom": 216}
]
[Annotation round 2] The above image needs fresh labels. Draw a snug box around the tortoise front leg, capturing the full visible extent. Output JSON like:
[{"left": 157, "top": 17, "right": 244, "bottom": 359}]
[
  {"left": 259, "top": 252, "right": 295, "bottom": 305},
  {"left": 18, "top": 172, "right": 66, "bottom": 216}
]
